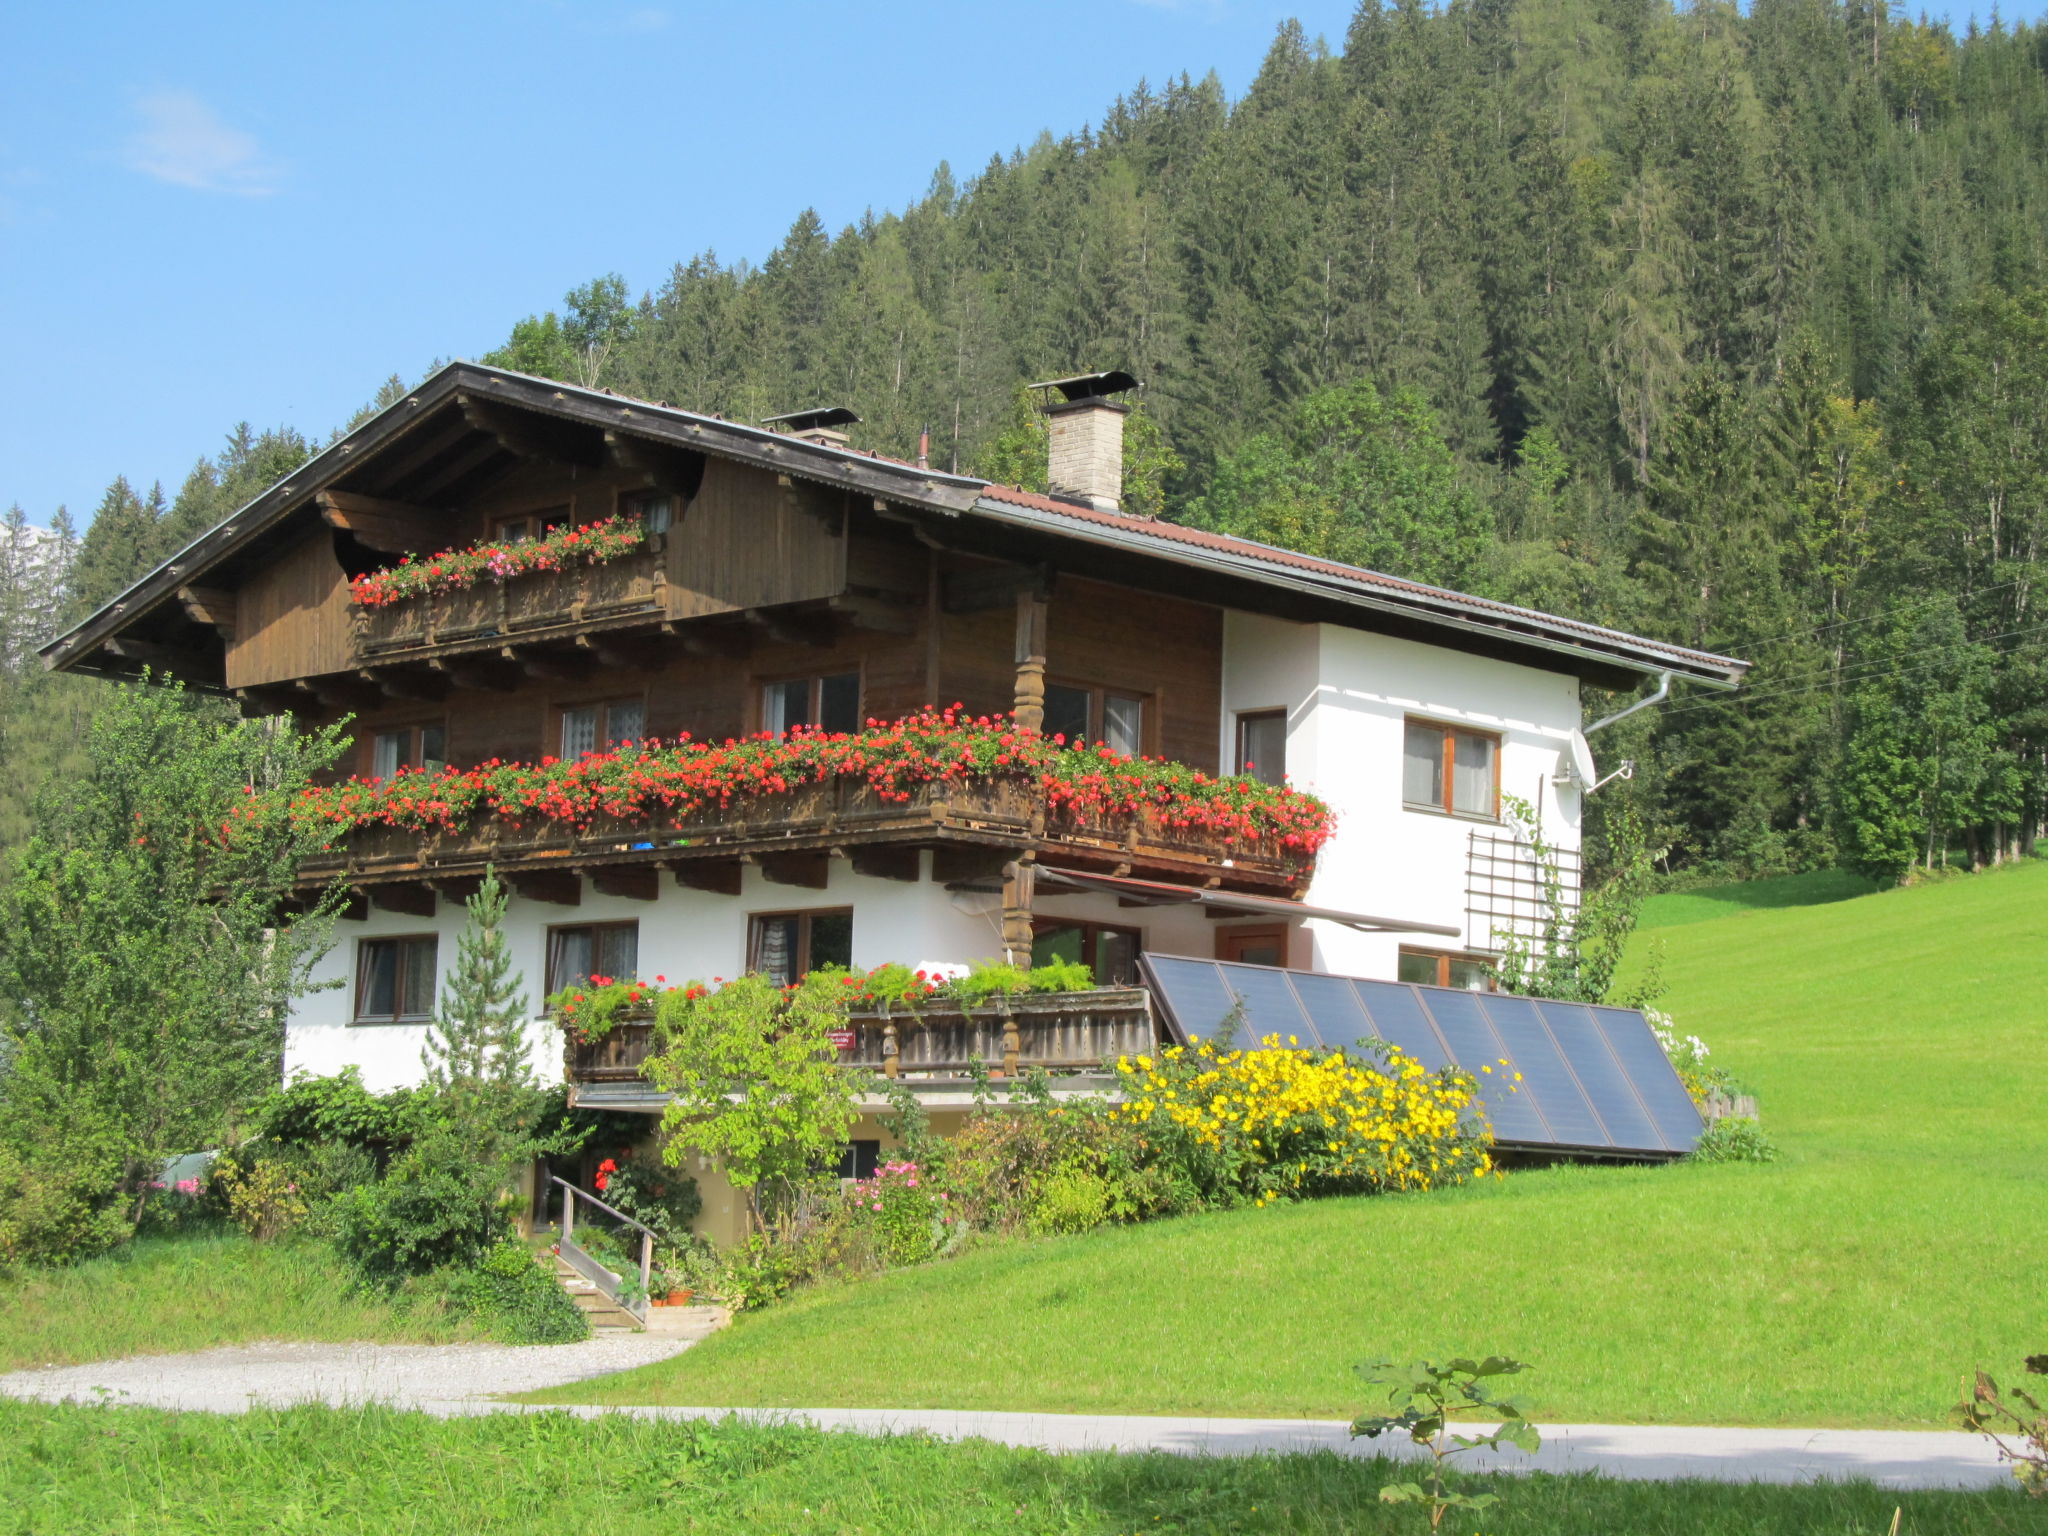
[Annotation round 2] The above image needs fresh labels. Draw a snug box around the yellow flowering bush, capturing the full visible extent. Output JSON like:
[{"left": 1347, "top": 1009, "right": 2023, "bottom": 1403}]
[{"left": 1112, "top": 1035, "right": 1495, "bottom": 1206}]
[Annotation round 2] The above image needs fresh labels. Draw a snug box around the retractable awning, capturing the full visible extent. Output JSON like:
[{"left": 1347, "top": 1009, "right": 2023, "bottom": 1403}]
[{"left": 950, "top": 866, "right": 1461, "bottom": 937}]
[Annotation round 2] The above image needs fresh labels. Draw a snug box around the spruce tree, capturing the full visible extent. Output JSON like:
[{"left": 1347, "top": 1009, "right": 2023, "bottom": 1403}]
[{"left": 422, "top": 868, "right": 531, "bottom": 1090}]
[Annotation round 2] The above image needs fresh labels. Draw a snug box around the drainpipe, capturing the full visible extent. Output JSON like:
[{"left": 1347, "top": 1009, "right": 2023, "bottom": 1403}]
[
  {"left": 1584, "top": 671, "right": 1673, "bottom": 736},
  {"left": 1563, "top": 671, "right": 1673, "bottom": 794}
]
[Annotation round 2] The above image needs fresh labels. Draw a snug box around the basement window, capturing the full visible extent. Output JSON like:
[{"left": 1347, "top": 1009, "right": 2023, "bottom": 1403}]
[
  {"left": 750, "top": 909, "right": 853, "bottom": 986},
  {"left": 355, "top": 935, "right": 438, "bottom": 1023},
  {"left": 1397, "top": 948, "right": 1493, "bottom": 992}
]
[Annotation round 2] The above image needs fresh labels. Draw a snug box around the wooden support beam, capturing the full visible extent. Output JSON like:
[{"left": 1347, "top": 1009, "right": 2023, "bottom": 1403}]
[
  {"left": 407, "top": 435, "right": 509, "bottom": 502},
  {"left": 591, "top": 867, "right": 660, "bottom": 902},
  {"left": 758, "top": 850, "right": 830, "bottom": 889},
  {"left": 337, "top": 892, "right": 369, "bottom": 922},
  {"left": 427, "top": 656, "right": 522, "bottom": 693},
  {"left": 849, "top": 845, "right": 922, "bottom": 883},
  {"left": 294, "top": 675, "right": 381, "bottom": 714},
  {"left": 509, "top": 870, "right": 582, "bottom": 906},
  {"left": 369, "top": 882, "right": 436, "bottom": 918},
  {"left": 431, "top": 875, "right": 485, "bottom": 904},
  {"left": 359, "top": 418, "right": 475, "bottom": 489},
  {"left": 676, "top": 624, "right": 751, "bottom": 659},
  {"left": 176, "top": 586, "right": 236, "bottom": 640},
  {"left": 999, "top": 858, "right": 1037, "bottom": 969},
  {"left": 233, "top": 685, "right": 298, "bottom": 718},
  {"left": 358, "top": 666, "right": 449, "bottom": 703},
  {"left": 317, "top": 490, "right": 450, "bottom": 555},
  {"left": 829, "top": 594, "right": 916, "bottom": 635},
  {"left": 604, "top": 430, "right": 707, "bottom": 500},
  {"left": 943, "top": 563, "right": 1054, "bottom": 614},
  {"left": 930, "top": 846, "right": 1008, "bottom": 887},
  {"left": 574, "top": 633, "right": 669, "bottom": 672},
  {"left": 746, "top": 608, "right": 837, "bottom": 649},
  {"left": 458, "top": 394, "right": 605, "bottom": 467},
  {"left": 102, "top": 637, "right": 217, "bottom": 680},
  {"left": 500, "top": 644, "right": 594, "bottom": 683},
  {"left": 669, "top": 859, "right": 743, "bottom": 896},
  {"left": 1012, "top": 587, "right": 1049, "bottom": 733}
]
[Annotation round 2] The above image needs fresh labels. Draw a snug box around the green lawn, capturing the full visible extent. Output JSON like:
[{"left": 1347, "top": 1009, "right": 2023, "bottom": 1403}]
[
  {"left": 0, "top": 1230, "right": 475, "bottom": 1371},
  {"left": 532, "top": 861, "right": 2048, "bottom": 1428},
  {"left": 0, "top": 1402, "right": 2028, "bottom": 1536},
  {"left": 1638, "top": 868, "right": 1877, "bottom": 929}
]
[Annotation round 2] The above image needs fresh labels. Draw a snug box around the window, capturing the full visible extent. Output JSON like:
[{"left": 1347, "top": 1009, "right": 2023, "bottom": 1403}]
[
  {"left": 370, "top": 721, "right": 448, "bottom": 779},
  {"left": 1216, "top": 925, "right": 1288, "bottom": 967},
  {"left": 834, "top": 1139, "right": 880, "bottom": 1181},
  {"left": 558, "top": 698, "right": 646, "bottom": 758},
  {"left": 760, "top": 672, "right": 861, "bottom": 736},
  {"left": 547, "top": 921, "right": 639, "bottom": 992},
  {"left": 749, "top": 909, "right": 854, "bottom": 986},
  {"left": 355, "top": 935, "right": 438, "bottom": 1022},
  {"left": 1235, "top": 709, "right": 1287, "bottom": 785},
  {"left": 1031, "top": 919, "right": 1142, "bottom": 986},
  {"left": 492, "top": 507, "right": 569, "bottom": 543},
  {"left": 1397, "top": 948, "right": 1494, "bottom": 991},
  {"left": 1043, "top": 682, "right": 1148, "bottom": 756},
  {"left": 622, "top": 489, "right": 675, "bottom": 535},
  {"left": 1402, "top": 718, "right": 1499, "bottom": 819}
]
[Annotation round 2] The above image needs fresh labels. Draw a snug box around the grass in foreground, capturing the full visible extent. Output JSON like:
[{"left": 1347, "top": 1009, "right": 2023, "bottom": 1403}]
[
  {"left": 0, "top": 1230, "right": 475, "bottom": 1371},
  {"left": 0, "top": 1402, "right": 2028, "bottom": 1536},
  {"left": 531, "top": 860, "right": 2048, "bottom": 1428}
]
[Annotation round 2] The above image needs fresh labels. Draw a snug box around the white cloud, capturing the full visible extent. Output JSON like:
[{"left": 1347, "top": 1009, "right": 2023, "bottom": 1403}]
[{"left": 122, "top": 91, "right": 282, "bottom": 196}]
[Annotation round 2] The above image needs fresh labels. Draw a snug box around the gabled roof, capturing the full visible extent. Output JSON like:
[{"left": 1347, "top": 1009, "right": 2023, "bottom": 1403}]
[{"left": 41, "top": 362, "right": 1747, "bottom": 691}]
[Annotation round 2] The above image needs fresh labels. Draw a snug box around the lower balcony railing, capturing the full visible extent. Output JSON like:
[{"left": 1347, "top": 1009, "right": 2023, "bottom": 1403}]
[{"left": 564, "top": 987, "right": 1155, "bottom": 1087}]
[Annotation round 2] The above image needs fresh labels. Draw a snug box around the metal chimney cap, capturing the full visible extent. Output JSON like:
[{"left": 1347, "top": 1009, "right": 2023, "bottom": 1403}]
[
  {"left": 761, "top": 405, "right": 862, "bottom": 433},
  {"left": 1028, "top": 370, "right": 1140, "bottom": 403}
]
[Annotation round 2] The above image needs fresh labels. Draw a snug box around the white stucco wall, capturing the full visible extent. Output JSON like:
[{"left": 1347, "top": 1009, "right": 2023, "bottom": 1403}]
[{"left": 1220, "top": 610, "right": 1583, "bottom": 980}]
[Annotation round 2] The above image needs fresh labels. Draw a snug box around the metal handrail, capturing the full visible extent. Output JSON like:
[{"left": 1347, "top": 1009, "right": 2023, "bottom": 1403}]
[{"left": 549, "top": 1174, "right": 654, "bottom": 1323}]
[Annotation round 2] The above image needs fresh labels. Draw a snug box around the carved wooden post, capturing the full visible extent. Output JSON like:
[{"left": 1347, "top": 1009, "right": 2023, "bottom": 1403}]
[
  {"left": 1012, "top": 587, "right": 1048, "bottom": 731},
  {"left": 1000, "top": 858, "right": 1036, "bottom": 969},
  {"left": 1000, "top": 1008, "right": 1022, "bottom": 1080},
  {"left": 882, "top": 1019, "right": 900, "bottom": 1079}
]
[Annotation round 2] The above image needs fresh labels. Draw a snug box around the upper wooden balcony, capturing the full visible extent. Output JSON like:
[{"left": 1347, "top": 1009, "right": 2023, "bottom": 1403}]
[
  {"left": 298, "top": 771, "right": 1314, "bottom": 903},
  {"left": 351, "top": 545, "right": 668, "bottom": 665}
]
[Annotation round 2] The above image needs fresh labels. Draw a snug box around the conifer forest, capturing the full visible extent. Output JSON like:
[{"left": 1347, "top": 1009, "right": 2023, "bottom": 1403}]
[{"left": 11, "top": 0, "right": 2048, "bottom": 885}]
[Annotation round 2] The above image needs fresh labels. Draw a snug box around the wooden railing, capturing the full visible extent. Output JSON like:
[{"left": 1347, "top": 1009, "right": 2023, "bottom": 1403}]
[
  {"left": 351, "top": 546, "right": 666, "bottom": 659},
  {"left": 564, "top": 987, "right": 1154, "bottom": 1087},
  {"left": 298, "top": 774, "right": 1311, "bottom": 890},
  {"left": 551, "top": 1174, "right": 654, "bottom": 1324}
]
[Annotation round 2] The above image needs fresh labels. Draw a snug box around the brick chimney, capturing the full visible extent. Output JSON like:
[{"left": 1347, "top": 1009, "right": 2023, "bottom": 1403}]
[
  {"left": 1034, "top": 370, "right": 1140, "bottom": 515},
  {"left": 763, "top": 405, "right": 860, "bottom": 450}
]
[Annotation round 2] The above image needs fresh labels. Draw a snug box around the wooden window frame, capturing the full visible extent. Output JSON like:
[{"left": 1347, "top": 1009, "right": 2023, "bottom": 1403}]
[
  {"left": 1402, "top": 715, "right": 1502, "bottom": 821},
  {"left": 545, "top": 919, "right": 641, "bottom": 994},
  {"left": 364, "top": 717, "right": 450, "bottom": 779},
  {"left": 1397, "top": 947, "right": 1496, "bottom": 991},
  {"left": 1215, "top": 923, "right": 1290, "bottom": 968},
  {"left": 1234, "top": 708, "right": 1287, "bottom": 783},
  {"left": 552, "top": 694, "right": 650, "bottom": 759},
  {"left": 755, "top": 668, "right": 864, "bottom": 737},
  {"left": 747, "top": 907, "right": 855, "bottom": 980},
  {"left": 1030, "top": 916, "right": 1144, "bottom": 985},
  {"left": 1043, "top": 678, "right": 1154, "bottom": 755},
  {"left": 353, "top": 934, "right": 438, "bottom": 1024},
  {"left": 490, "top": 506, "right": 571, "bottom": 544},
  {"left": 616, "top": 487, "right": 677, "bottom": 542}
]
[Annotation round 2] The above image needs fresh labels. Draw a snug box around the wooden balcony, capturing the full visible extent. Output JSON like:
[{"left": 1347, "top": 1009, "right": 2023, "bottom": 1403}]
[
  {"left": 298, "top": 773, "right": 1313, "bottom": 895},
  {"left": 564, "top": 987, "right": 1155, "bottom": 1090},
  {"left": 351, "top": 546, "right": 667, "bottom": 663}
]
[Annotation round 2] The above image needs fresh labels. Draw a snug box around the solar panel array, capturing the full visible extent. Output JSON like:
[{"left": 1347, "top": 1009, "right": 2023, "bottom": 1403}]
[{"left": 1138, "top": 954, "right": 1702, "bottom": 1158}]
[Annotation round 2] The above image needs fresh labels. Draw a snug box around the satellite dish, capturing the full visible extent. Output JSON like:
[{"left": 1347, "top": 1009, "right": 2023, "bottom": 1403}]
[{"left": 1557, "top": 732, "right": 1598, "bottom": 789}]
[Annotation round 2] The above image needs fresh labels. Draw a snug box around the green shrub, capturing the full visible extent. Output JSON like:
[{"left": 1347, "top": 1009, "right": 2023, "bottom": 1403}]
[
  {"left": 332, "top": 1128, "right": 512, "bottom": 1282},
  {"left": 1028, "top": 1166, "right": 1113, "bottom": 1235},
  {"left": 599, "top": 1144, "right": 702, "bottom": 1249},
  {"left": 441, "top": 1242, "right": 588, "bottom": 1344},
  {"left": 944, "top": 1101, "right": 1191, "bottom": 1235},
  {"left": 844, "top": 1161, "right": 956, "bottom": 1266},
  {"left": 945, "top": 959, "right": 1033, "bottom": 1005},
  {"left": 1027, "top": 958, "right": 1095, "bottom": 993},
  {"left": 1688, "top": 1116, "right": 1779, "bottom": 1164},
  {"left": 715, "top": 1232, "right": 817, "bottom": 1311},
  {"left": 0, "top": 1136, "right": 130, "bottom": 1271},
  {"left": 251, "top": 1069, "right": 417, "bottom": 1157}
]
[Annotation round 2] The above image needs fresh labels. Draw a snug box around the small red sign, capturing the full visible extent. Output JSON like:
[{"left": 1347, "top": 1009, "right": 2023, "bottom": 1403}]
[{"left": 826, "top": 1029, "right": 857, "bottom": 1051}]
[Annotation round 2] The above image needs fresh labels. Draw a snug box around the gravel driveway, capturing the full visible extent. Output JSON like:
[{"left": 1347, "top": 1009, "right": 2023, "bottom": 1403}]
[{"left": 0, "top": 1333, "right": 692, "bottom": 1416}]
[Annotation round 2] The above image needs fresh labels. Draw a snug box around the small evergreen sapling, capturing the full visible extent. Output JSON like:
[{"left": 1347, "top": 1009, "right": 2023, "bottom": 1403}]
[{"left": 421, "top": 868, "right": 530, "bottom": 1090}]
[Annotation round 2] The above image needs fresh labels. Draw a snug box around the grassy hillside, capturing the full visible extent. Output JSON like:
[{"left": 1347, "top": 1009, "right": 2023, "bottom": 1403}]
[{"left": 535, "top": 863, "right": 2048, "bottom": 1428}]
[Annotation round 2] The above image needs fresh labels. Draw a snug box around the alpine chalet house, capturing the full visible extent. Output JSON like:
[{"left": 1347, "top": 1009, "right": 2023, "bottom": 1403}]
[{"left": 45, "top": 364, "right": 1745, "bottom": 1241}]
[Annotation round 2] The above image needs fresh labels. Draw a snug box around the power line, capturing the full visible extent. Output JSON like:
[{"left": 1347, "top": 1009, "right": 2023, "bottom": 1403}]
[{"left": 1702, "top": 578, "right": 2027, "bottom": 653}]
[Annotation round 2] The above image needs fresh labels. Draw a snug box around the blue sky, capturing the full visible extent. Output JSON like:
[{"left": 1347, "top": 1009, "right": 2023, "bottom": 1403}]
[{"left": 0, "top": 0, "right": 2035, "bottom": 523}]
